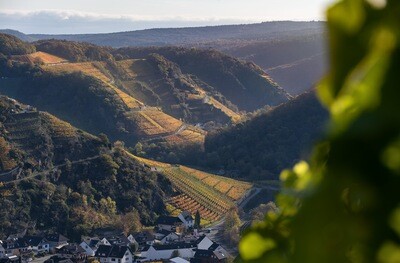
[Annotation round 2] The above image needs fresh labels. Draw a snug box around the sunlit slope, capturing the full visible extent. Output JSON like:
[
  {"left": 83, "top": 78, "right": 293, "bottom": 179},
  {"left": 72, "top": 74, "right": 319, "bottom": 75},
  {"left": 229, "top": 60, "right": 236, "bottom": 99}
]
[
  {"left": 13, "top": 51, "right": 68, "bottom": 64},
  {"left": 125, "top": 150, "right": 252, "bottom": 221},
  {"left": 116, "top": 58, "right": 242, "bottom": 123},
  {"left": 37, "top": 56, "right": 204, "bottom": 144}
]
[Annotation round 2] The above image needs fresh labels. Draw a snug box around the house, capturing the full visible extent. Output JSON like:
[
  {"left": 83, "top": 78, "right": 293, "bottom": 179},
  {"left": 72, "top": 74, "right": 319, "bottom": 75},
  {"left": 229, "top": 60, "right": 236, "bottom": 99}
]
[
  {"left": 0, "top": 238, "right": 30, "bottom": 258},
  {"left": 57, "top": 244, "right": 86, "bottom": 262},
  {"left": 138, "top": 242, "right": 197, "bottom": 262},
  {"left": 170, "top": 257, "right": 190, "bottom": 263},
  {"left": 0, "top": 255, "right": 21, "bottom": 263},
  {"left": 79, "top": 238, "right": 101, "bottom": 257},
  {"left": 45, "top": 234, "right": 69, "bottom": 250},
  {"left": 103, "top": 234, "right": 131, "bottom": 247},
  {"left": 95, "top": 245, "right": 133, "bottom": 263},
  {"left": 190, "top": 250, "right": 228, "bottom": 263},
  {"left": 24, "top": 236, "right": 49, "bottom": 254},
  {"left": 156, "top": 216, "right": 183, "bottom": 232},
  {"left": 191, "top": 236, "right": 228, "bottom": 263},
  {"left": 178, "top": 212, "right": 194, "bottom": 229},
  {"left": 133, "top": 231, "right": 155, "bottom": 247},
  {"left": 159, "top": 232, "right": 180, "bottom": 245},
  {"left": 0, "top": 241, "right": 6, "bottom": 258}
]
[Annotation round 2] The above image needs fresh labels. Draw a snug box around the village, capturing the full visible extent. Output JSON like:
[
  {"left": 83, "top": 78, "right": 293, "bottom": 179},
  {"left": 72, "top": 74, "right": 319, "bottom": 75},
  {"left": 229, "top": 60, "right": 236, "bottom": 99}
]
[{"left": 0, "top": 211, "right": 229, "bottom": 263}]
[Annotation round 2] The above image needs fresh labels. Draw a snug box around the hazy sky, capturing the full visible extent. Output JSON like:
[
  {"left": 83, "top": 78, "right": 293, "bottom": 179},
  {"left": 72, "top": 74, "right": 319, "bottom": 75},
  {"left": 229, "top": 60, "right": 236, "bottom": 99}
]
[{"left": 0, "top": 0, "right": 332, "bottom": 34}]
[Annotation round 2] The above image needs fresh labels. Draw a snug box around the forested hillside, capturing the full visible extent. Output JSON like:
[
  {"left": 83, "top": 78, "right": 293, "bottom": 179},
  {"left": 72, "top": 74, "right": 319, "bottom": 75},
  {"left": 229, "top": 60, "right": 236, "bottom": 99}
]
[
  {"left": 202, "top": 91, "right": 329, "bottom": 180},
  {"left": 0, "top": 96, "right": 172, "bottom": 240}
]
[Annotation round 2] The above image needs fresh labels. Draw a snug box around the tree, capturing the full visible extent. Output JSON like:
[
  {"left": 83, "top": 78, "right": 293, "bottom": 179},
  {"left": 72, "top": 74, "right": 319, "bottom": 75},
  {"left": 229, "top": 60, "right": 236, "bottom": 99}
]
[
  {"left": 171, "top": 250, "right": 180, "bottom": 258},
  {"left": 239, "top": 0, "right": 400, "bottom": 262},
  {"left": 194, "top": 210, "right": 201, "bottom": 229}
]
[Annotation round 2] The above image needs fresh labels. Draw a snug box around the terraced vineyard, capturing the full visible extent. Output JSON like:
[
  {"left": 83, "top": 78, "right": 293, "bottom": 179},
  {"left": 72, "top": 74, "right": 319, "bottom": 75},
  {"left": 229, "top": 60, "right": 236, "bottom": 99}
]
[
  {"left": 126, "top": 109, "right": 183, "bottom": 137},
  {"left": 179, "top": 166, "right": 252, "bottom": 201},
  {"left": 163, "top": 126, "right": 205, "bottom": 144},
  {"left": 107, "top": 83, "right": 143, "bottom": 109},
  {"left": 162, "top": 166, "right": 236, "bottom": 220},
  {"left": 124, "top": 150, "right": 252, "bottom": 221}
]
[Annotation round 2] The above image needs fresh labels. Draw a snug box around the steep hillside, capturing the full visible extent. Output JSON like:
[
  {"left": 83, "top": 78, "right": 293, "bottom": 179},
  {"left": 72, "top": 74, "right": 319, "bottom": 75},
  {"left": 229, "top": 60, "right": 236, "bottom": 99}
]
[
  {"left": 202, "top": 91, "right": 329, "bottom": 180},
  {"left": 114, "top": 47, "right": 290, "bottom": 111},
  {"left": 0, "top": 96, "right": 173, "bottom": 240},
  {"left": 0, "top": 49, "right": 205, "bottom": 147}
]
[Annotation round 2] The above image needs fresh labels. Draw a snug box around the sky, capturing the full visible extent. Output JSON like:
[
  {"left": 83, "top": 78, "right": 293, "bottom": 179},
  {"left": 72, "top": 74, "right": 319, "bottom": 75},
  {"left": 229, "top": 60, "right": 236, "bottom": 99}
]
[{"left": 0, "top": 0, "right": 333, "bottom": 34}]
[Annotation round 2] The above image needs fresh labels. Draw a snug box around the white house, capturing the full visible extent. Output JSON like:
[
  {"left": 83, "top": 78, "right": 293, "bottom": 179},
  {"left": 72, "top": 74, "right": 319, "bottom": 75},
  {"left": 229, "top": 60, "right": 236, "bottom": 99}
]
[
  {"left": 95, "top": 245, "right": 133, "bottom": 263},
  {"left": 24, "top": 236, "right": 50, "bottom": 254},
  {"left": 80, "top": 238, "right": 101, "bottom": 256},
  {"left": 138, "top": 242, "right": 196, "bottom": 262},
  {"left": 178, "top": 211, "right": 194, "bottom": 229}
]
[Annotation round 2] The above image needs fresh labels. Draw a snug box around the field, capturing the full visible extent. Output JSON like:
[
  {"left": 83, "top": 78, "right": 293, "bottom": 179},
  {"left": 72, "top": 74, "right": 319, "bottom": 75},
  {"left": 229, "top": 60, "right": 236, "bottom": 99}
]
[
  {"left": 13, "top": 51, "right": 68, "bottom": 65},
  {"left": 124, "top": 151, "right": 252, "bottom": 221}
]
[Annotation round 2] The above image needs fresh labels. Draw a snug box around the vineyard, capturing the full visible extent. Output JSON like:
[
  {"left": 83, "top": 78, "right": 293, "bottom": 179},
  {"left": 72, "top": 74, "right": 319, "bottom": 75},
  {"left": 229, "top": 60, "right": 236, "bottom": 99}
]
[
  {"left": 107, "top": 83, "right": 143, "bottom": 109},
  {"left": 123, "top": 150, "right": 252, "bottom": 221},
  {"left": 163, "top": 126, "right": 205, "bottom": 144},
  {"left": 13, "top": 51, "right": 68, "bottom": 65},
  {"left": 162, "top": 166, "right": 237, "bottom": 221},
  {"left": 179, "top": 166, "right": 252, "bottom": 201},
  {"left": 126, "top": 109, "right": 183, "bottom": 137}
]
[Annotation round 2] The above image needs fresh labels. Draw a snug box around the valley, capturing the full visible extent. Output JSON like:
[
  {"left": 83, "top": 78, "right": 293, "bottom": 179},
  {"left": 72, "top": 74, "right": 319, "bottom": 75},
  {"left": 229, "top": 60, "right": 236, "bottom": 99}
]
[{"left": 0, "top": 27, "right": 328, "bottom": 259}]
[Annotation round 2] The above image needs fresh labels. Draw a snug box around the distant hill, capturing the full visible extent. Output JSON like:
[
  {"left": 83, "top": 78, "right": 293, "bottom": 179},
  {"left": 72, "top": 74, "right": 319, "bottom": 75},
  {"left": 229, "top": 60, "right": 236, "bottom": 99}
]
[
  {"left": 25, "top": 21, "right": 325, "bottom": 47},
  {"left": 1, "top": 22, "right": 327, "bottom": 95},
  {"left": 202, "top": 91, "right": 329, "bottom": 180},
  {"left": 222, "top": 34, "right": 328, "bottom": 95},
  {"left": 0, "top": 29, "right": 35, "bottom": 42}
]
